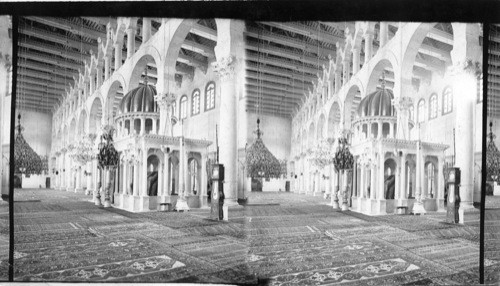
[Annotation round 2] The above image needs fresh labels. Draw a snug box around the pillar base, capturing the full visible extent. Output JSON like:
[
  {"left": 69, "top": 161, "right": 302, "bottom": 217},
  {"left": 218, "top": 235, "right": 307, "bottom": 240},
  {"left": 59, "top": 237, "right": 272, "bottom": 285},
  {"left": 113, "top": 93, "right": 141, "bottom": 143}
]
[
  {"left": 341, "top": 202, "right": 349, "bottom": 211},
  {"left": 94, "top": 196, "right": 102, "bottom": 206},
  {"left": 103, "top": 199, "right": 112, "bottom": 208},
  {"left": 200, "top": 194, "right": 208, "bottom": 208},
  {"left": 437, "top": 198, "right": 446, "bottom": 212},
  {"left": 458, "top": 203, "right": 479, "bottom": 224},
  {"left": 332, "top": 200, "right": 340, "bottom": 209},
  {"left": 85, "top": 189, "right": 93, "bottom": 196},
  {"left": 175, "top": 197, "right": 190, "bottom": 212},
  {"left": 75, "top": 188, "right": 83, "bottom": 193},
  {"left": 412, "top": 201, "right": 427, "bottom": 215},
  {"left": 223, "top": 198, "right": 242, "bottom": 209}
]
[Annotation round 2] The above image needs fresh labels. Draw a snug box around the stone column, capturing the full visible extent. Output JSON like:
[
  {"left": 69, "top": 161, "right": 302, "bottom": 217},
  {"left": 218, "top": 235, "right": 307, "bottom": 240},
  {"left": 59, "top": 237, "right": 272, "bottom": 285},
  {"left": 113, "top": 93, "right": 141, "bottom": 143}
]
[
  {"left": 437, "top": 155, "right": 445, "bottom": 211},
  {"left": 152, "top": 119, "right": 157, "bottom": 135},
  {"left": 335, "top": 69, "right": 341, "bottom": 93},
  {"left": 75, "top": 166, "right": 82, "bottom": 192},
  {"left": 400, "top": 153, "right": 406, "bottom": 200},
  {"left": 162, "top": 149, "right": 170, "bottom": 196},
  {"left": 389, "top": 123, "right": 394, "bottom": 138},
  {"left": 352, "top": 48, "right": 360, "bottom": 74},
  {"left": 96, "top": 65, "right": 103, "bottom": 87},
  {"left": 454, "top": 72, "right": 475, "bottom": 210},
  {"left": 122, "top": 161, "right": 128, "bottom": 195},
  {"left": 364, "top": 33, "right": 374, "bottom": 64},
  {"left": 142, "top": 143, "right": 148, "bottom": 196},
  {"left": 114, "top": 42, "right": 123, "bottom": 71},
  {"left": 343, "top": 60, "right": 350, "bottom": 83},
  {"left": 142, "top": 18, "right": 151, "bottom": 44},
  {"left": 126, "top": 27, "right": 135, "bottom": 59},
  {"left": 104, "top": 56, "right": 111, "bottom": 80},
  {"left": 360, "top": 166, "right": 365, "bottom": 198},
  {"left": 213, "top": 56, "right": 239, "bottom": 206},
  {"left": 413, "top": 139, "right": 426, "bottom": 214},
  {"left": 133, "top": 155, "right": 139, "bottom": 196},
  {"left": 331, "top": 169, "right": 339, "bottom": 209},
  {"left": 175, "top": 135, "right": 190, "bottom": 211},
  {"left": 380, "top": 22, "right": 389, "bottom": 47},
  {"left": 184, "top": 150, "right": 191, "bottom": 195},
  {"left": 140, "top": 117, "right": 145, "bottom": 135},
  {"left": 378, "top": 122, "right": 383, "bottom": 139},
  {"left": 370, "top": 165, "right": 376, "bottom": 199},
  {"left": 200, "top": 154, "right": 208, "bottom": 207},
  {"left": 378, "top": 146, "right": 385, "bottom": 200}
]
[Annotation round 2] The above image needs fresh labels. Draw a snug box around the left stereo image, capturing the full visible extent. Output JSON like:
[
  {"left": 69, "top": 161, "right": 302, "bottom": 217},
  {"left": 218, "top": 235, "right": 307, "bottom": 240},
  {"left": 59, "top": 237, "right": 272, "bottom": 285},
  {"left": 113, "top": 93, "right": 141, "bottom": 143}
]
[{"left": 0, "top": 15, "right": 12, "bottom": 282}]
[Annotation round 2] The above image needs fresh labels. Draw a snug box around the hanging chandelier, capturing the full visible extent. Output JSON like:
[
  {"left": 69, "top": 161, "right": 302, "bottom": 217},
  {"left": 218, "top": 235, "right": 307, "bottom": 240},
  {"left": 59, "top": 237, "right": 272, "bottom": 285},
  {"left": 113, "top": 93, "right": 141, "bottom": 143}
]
[
  {"left": 14, "top": 114, "right": 43, "bottom": 175},
  {"left": 246, "top": 119, "right": 281, "bottom": 179},
  {"left": 333, "top": 137, "right": 354, "bottom": 171},
  {"left": 486, "top": 122, "right": 500, "bottom": 183},
  {"left": 97, "top": 125, "right": 119, "bottom": 169}
]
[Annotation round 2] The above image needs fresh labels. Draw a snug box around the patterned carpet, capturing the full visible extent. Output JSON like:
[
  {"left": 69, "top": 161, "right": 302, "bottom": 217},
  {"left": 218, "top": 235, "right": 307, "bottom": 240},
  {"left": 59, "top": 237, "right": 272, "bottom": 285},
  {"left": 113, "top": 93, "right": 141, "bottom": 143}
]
[
  {"left": 0, "top": 199, "right": 8, "bottom": 281},
  {"left": 9, "top": 189, "right": 482, "bottom": 285}
]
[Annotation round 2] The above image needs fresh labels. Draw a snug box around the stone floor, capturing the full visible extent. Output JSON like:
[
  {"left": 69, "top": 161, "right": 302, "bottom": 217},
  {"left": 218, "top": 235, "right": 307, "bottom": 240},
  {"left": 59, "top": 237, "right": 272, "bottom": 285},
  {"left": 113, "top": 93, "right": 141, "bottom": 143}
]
[{"left": 9, "top": 189, "right": 484, "bottom": 285}]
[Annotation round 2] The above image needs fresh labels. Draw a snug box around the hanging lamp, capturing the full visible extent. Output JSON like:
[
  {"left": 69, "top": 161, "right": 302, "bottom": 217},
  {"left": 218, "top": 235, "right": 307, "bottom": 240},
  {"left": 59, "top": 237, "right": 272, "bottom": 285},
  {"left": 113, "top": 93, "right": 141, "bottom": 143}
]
[
  {"left": 246, "top": 119, "right": 281, "bottom": 179},
  {"left": 246, "top": 30, "right": 281, "bottom": 179},
  {"left": 14, "top": 114, "right": 44, "bottom": 175},
  {"left": 487, "top": 123, "right": 500, "bottom": 184}
]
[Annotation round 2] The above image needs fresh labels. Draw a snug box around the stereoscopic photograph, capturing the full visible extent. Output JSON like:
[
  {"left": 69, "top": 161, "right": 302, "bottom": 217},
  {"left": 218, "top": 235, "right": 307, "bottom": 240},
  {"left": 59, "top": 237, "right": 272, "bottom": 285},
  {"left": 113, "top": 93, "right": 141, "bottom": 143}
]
[{"left": 5, "top": 16, "right": 486, "bottom": 285}]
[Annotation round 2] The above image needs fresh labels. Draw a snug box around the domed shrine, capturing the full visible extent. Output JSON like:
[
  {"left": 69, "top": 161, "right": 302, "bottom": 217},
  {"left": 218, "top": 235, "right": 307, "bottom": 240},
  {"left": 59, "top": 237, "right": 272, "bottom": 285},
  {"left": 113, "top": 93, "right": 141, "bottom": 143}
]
[
  {"left": 349, "top": 85, "right": 448, "bottom": 215},
  {"left": 112, "top": 84, "right": 212, "bottom": 213},
  {"left": 115, "top": 84, "right": 160, "bottom": 137}
]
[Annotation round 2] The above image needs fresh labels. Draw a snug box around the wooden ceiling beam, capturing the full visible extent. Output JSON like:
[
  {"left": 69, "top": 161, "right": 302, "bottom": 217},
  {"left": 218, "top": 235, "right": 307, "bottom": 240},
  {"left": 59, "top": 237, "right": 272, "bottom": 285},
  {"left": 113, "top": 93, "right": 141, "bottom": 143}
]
[
  {"left": 260, "top": 22, "right": 344, "bottom": 46},
  {"left": 26, "top": 17, "right": 106, "bottom": 40},
  {"left": 246, "top": 63, "right": 317, "bottom": 83},
  {"left": 19, "top": 24, "right": 97, "bottom": 53},
  {"left": 190, "top": 23, "right": 217, "bottom": 42},
  {"left": 246, "top": 40, "right": 328, "bottom": 67},
  {"left": 245, "top": 27, "right": 336, "bottom": 58},
  {"left": 247, "top": 53, "right": 319, "bottom": 75},
  {"left": 18, "top": 50, "right": 82, "bottom": 71}
]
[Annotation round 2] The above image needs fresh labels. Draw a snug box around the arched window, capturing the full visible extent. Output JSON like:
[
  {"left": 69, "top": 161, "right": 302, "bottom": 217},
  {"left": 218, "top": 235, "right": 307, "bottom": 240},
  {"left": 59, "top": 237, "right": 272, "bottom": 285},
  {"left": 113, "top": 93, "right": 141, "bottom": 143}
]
[
  {"left": 429, "top": 94, "right": 438, "bottom": 119},
  {"left": 192, "top": 89, "right": 200, "bottom": 115},
  {"left": 205, "top": 82, "right": 215, "bottom": 110},
  {"left": 418, "top": 99, "right": 425, "bottom": 123},
  {"left": 180, "top": 95, "right": 188, "bottom": 119},
  {"left": 442, "top": 86, "right": 453, "bottom": 115}
]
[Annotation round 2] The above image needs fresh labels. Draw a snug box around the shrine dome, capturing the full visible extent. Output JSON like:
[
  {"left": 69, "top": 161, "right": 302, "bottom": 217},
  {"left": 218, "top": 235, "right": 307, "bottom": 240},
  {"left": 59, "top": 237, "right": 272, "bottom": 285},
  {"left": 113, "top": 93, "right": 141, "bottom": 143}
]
[
  {"left": 357, "top": 88, "right": 395, "bottom": 118},
  {"left": 119, "top": 84, "right": 158, "bottom": 114}
]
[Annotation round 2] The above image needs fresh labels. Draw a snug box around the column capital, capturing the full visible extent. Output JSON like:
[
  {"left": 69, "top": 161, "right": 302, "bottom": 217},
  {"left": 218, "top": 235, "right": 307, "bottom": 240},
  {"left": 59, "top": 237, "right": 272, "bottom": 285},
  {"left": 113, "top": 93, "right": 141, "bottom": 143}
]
[
  {"left": 154, "top": 92, "right": 176, "bottom": 109},
  {"left": 0, "top": 52, "right": 11, "bottom": 70},
  {"left": 212, "top": 56, "right": 236, "bottom": 82}
]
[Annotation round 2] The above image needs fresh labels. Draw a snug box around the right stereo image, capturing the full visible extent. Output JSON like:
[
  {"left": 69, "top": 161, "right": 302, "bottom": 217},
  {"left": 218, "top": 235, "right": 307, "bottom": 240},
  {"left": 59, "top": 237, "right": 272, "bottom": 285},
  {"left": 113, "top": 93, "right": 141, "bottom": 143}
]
[{"left": 486, "top": 23, "right": 500, "bottom": 285}]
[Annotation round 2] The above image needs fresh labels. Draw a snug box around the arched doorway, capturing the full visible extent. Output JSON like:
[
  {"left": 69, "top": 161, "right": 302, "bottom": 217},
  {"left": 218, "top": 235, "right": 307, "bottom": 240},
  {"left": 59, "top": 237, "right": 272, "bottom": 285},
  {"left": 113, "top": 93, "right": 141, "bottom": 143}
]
[
  {"left": 168, "top": 155, "right": 179, "bottom": 195},
  {"left": 188, "top": 158, "right": 200, "bottom": 195},
  {"left": 384, "top": 158, "right": 397, "bottom": 199},
  {"left": 147, "top": 155, "right": 159, "bottom": 196},
  {"left": 424, "top": 159, "right": 438, "bottom": 199}
]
